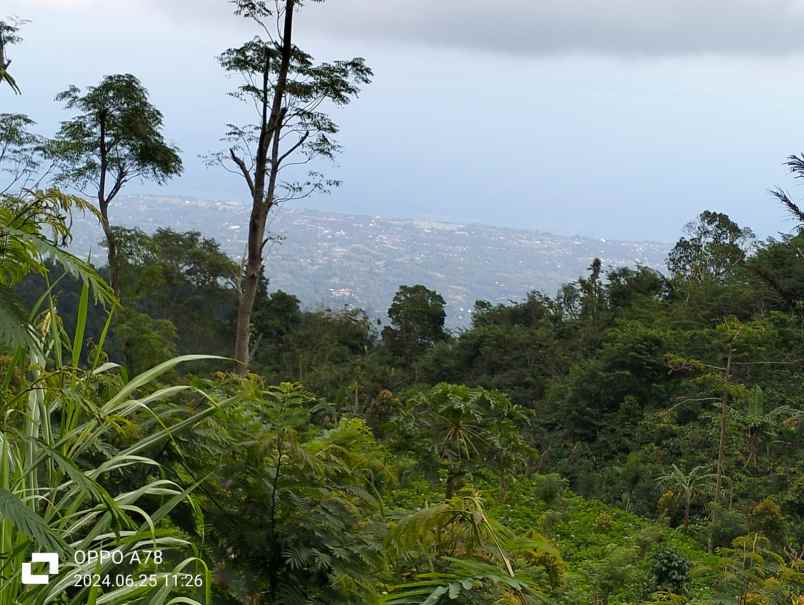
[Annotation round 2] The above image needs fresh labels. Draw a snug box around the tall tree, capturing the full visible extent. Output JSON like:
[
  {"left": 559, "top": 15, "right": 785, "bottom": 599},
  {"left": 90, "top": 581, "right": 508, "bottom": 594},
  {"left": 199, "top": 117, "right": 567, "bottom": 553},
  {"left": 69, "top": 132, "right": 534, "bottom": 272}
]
[
  {"left": 0, "top": 18, "right": 23, "bottom": 93},
  {"left": 667, "top": 211, "right": 754, "bottom": 283},
  {"left": 0, "top": 113, "right": 44, "bottom": 195},
  {"left": 49, "top": 74, "right": 182, "bottom": 293},
  {"left": 383, "top": 284, "right": 448, "bottom": 360},
  {"left": 212, "top": 0, "right": 371, "bottom": 374}
]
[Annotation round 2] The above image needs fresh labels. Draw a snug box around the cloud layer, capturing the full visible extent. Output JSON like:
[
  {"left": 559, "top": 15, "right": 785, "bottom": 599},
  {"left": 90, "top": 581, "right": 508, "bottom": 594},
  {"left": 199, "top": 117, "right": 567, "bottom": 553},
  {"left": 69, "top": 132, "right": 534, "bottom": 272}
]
[
  {"left": 13, "top": 0, "right": 804, "bottom": 57},
  {"left": 323, "top": 0, "right": 804, "bottom": 56},
  {"left": 131, "top": 0, "right": 804, "bottom": 57}
]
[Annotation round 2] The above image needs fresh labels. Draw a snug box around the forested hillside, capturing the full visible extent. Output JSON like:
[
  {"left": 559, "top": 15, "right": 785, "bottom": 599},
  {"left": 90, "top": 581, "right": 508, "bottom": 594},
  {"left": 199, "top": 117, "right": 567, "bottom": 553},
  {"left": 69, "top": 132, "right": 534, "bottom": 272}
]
[{"left": 3, "top": 3, "right": 804, "bottom": 605}]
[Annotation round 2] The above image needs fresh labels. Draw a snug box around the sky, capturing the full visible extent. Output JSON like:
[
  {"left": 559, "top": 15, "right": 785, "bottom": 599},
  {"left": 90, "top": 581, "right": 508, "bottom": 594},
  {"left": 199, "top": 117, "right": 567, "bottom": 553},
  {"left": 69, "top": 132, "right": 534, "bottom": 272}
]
[{"left": 5, "top": 0, "right": 804, "bottom": 242}]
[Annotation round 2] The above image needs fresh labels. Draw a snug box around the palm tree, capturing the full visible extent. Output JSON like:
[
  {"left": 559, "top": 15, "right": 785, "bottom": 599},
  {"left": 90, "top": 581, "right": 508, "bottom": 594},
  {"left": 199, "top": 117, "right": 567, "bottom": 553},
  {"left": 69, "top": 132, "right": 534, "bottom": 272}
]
[{"left": 657, "top": 464, "right": 717, "bottom": 529}]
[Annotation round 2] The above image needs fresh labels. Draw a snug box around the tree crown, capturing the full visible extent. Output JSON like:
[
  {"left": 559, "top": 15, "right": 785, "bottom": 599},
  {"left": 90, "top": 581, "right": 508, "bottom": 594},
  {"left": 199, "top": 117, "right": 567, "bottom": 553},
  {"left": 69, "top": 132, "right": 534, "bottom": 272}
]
[
  {"left": 50, "top": 74, "right": 182, "bottom": 201},
  {"left": 212, "top": 0, "right": 372, "bottom": 206}
]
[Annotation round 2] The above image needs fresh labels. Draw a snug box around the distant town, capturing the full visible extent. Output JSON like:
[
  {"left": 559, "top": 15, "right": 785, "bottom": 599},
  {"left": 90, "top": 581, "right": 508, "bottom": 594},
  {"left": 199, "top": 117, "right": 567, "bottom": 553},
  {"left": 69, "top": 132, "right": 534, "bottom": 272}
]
[{"left": 69, "top": 195, "right": 670, "bottom": 327}]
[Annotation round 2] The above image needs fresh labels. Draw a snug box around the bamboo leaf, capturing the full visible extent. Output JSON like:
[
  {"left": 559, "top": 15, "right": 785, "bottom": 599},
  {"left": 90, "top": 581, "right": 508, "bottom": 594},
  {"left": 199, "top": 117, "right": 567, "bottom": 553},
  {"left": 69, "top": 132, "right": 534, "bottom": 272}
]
[
  {"left": 0, "top": 488, "right": 67, "bottom": 555},
  {"left": 71, "top": 280, "right": 90, "bottom": 367}
]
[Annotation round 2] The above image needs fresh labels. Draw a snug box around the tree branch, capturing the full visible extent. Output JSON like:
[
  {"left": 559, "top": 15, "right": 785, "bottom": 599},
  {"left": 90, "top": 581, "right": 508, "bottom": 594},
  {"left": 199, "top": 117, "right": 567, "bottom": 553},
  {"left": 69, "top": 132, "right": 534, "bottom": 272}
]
[
  {"left": 230, "top": 148, "right": 255, "bottom": 196},
  {"left": 277, "top": 131, "right": 309, "bottom": 166}
]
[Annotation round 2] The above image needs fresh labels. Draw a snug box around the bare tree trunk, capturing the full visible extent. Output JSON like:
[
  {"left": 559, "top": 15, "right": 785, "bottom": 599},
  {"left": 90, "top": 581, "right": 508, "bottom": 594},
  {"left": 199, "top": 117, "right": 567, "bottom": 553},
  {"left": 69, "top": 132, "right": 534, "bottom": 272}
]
[
  {"left": 233, "top": 0, "right": 295, "bottom": 375},
  {"left": 99, "top": 202, "right": 119, "bottom": 295},
  {"left": 445, "top": 467, "right": 464, "bottom": 499},
  {"left": 714, "top": 348, "right": 733, "bottom": 503},
  {"left": 96, "top": 114, "right": 121, "bottom": 295},
  {"left": 234, "top": 205, "right": 267, "bottom": 373},
  {"left": 709, "top": 347, "right": 733, "bottom": 554},
  {"left": 683, "top": 494, "right": 690, "bottom": 529}
]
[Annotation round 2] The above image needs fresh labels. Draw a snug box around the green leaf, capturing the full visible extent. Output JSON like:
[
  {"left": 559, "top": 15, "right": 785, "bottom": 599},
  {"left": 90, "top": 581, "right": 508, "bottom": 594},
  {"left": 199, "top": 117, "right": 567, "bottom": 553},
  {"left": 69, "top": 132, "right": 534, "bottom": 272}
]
[
  {"left": 0, "top": 488, "right": 66, "bottom": 555},
  {"left": 0, "top": 285, "right": 34, "bottom": 350},
  {"left": 71, "top": 280, "right": 90, "bottom": 367}
]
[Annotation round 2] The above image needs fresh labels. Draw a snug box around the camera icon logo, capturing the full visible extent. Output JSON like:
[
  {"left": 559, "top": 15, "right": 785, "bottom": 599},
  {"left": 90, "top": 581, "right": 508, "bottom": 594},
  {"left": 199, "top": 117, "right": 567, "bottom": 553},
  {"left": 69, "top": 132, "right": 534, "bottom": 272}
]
[{"left": 21, "top": 553, "right": 59, "bottom": 585}]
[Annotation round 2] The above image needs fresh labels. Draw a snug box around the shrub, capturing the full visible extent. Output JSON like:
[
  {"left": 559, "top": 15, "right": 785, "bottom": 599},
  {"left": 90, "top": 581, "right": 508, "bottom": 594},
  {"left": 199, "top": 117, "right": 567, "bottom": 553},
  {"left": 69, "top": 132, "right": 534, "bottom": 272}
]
[
  {"left": 652, "top": 548, "right": 691, "bottom": 594},
  {"left": 708, "top": 504, "right": 748, "bottom": 549},
  {"left": 533, "top": 473, "right": 568, "bottom": 505},
  {"left": 750, "top": 497, "right": 785, "bottom": 545}
]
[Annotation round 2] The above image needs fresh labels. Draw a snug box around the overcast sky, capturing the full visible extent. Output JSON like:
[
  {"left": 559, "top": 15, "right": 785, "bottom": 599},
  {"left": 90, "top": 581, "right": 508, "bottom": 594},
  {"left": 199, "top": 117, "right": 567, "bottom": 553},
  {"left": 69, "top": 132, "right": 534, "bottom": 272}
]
[{"left": 5, "top": 0, "right": 804, "bottom": 241}]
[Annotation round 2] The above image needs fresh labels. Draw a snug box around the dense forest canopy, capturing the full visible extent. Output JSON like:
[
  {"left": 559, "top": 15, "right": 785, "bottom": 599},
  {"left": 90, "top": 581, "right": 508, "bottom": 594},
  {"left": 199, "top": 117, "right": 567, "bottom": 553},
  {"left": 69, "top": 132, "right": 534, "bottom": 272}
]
[{"left": 2, "top": 4, "right": 804, "bottom": 605}]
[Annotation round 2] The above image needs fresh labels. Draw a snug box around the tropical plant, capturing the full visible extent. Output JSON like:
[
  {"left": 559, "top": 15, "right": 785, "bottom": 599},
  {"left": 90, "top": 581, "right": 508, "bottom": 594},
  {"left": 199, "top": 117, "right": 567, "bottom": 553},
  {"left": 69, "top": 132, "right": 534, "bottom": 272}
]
[
  {"left": 0, "top": 185, "right": 224, "bottom": 603},
  {"left": 383, "top": 493, "right": 560, "bottom": 604},
  {"left": 0, "top": 189, "right": 112, "bottom": 351},
  {"left": 657, "top": 464, "right": 716, "bottom": 529},
  {"left": 392, "top": 384, "right": 535, "bottom": 498},
  {"left": 0, "top": 284, "right": 224, "bottom": 603},
  {"left": 716, "top": 533, "right": 804, "bottom": 605},
  {"left": 190, "top": 380, "right": 389, "bottom": 604}
]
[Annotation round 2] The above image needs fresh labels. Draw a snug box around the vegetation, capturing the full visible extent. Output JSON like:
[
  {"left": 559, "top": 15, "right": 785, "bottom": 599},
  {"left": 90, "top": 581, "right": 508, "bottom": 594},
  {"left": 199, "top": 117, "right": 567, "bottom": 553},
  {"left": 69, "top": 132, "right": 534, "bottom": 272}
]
[
  {"left": 2, "top": 4, "right": 804, "bottom": 605},
  {"left": 209, "top": 0, "right": 372, "bottom": 373},
  {"left": 49, "top": 74, "right": 183, "bottom": 293}
]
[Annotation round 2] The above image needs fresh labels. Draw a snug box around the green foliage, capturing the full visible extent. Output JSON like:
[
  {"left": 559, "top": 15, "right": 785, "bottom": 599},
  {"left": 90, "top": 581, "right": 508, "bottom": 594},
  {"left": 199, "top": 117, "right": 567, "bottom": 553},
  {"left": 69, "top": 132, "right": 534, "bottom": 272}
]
[
  {"left": 50, "top": 74, "right": 182, "bottom": 192},
  {"left": 383, "top": 285, "right": 448, "bottom": 361},
  {"left": 0, "top": 18, "right": 23, "bottom": 94},
  {"left": 186, "top": 380, "right": 390, "bottom": 603},
  {"left": 214, "top": 31, "right": 372, "bottom": 203},
  {"left": 657, "top": 464, "right": 716, "bottom": 529},
  {"left": 652, "top": 548, "right": 691, "bottom": 594},
  {"left": 0, "top": 259, "right": 220, "bottom": 603},
  {"left": 110, "top": 306, "right": 177, "bottom": 375},
  {"left": 390, "top": 383, "right": 535, "bottom": 497},
  {"left": 532, "top": 473, "right": 568, "bottom": 506},
  {"left": 667, "top": 211, "right": 755, "bottom": 283},
  {"left": 384, "top": 492, "right": 559, "bottom": 604},
  {"left": 114, "top": 227, "right": 238, "bottom": 355},
  {"left": 49, "top": 73, "right": 182, "bottom": 292},
  {"left": 0, "top": 189, "right": 114, "bottom": 351}
]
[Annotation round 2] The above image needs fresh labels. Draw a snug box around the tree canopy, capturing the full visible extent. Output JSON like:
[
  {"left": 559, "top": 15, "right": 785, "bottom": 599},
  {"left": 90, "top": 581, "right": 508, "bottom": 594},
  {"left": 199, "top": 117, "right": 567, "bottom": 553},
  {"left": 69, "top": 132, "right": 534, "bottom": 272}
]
[{"left": 50, "top": 73, "right": 182, "bottom": 292}]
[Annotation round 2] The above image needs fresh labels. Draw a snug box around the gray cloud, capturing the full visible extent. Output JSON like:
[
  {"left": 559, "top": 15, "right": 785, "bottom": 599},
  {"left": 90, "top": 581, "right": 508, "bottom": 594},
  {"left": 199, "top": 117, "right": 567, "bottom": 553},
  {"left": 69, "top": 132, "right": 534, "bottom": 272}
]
[{"left": 140, "top": 0, "right": 804, "bottom": 57}]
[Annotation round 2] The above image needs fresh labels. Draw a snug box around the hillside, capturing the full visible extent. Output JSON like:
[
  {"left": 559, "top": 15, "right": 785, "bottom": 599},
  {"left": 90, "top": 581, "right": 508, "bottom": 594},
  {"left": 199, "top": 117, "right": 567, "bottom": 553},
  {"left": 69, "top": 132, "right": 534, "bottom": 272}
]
[{"left": 68, "top": 195, "right": 669, "bottom": 326}]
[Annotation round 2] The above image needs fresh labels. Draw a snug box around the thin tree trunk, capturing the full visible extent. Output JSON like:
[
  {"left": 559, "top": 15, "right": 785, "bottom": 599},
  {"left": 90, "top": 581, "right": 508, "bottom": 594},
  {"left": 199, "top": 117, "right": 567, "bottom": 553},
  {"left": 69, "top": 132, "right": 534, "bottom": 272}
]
[
  {"left": 99, "top": 202, "right": 119, "bottom": 295},
  {"left": 445, "top": 467, "right": 464, "bottom": 499},
  {"left": 267, "top": 435, "right": 283, "bottom": 605},
  {"left": 233, "top": 0, "right": 295, "bottom": 375},
  {"left": 709, "top": 347, "right": 733, "bottom": 554},
  {"left": 234, "top": 204, "right": 267, "bottom": 373},
  {"left": 684, "top": 494, "right": 690, "bottom": 529},
  {"left": 96, "top": 113, "right": 121, "bottom": 295},
  {"left": 714, "top": 348, "right": 733, "bottom": 503}
]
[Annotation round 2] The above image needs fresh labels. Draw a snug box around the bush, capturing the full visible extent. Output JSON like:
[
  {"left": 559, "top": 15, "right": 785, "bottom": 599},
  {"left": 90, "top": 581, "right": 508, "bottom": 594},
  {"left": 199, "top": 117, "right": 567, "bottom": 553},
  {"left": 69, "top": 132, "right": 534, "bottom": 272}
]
[
  {"left": 595, "top": 511, "right": 615, "bottom": 531},
  {"left": 533, "top": 473, "right": 568, "bottom": 505},
  {"left": 708, "top": 504, "right": 748, "bottom": 549},
  {"left": 651, "top": 548, "right": 691, "bottom": 594},
  {"left": 750, "top": 497, "right": 785, "bottom": 545}
]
